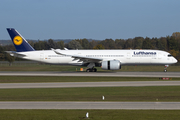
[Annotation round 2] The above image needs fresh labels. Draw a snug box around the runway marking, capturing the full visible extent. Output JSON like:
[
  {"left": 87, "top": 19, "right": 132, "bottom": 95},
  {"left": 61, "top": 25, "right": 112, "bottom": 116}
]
[
  {"left": 1, "top": 81, "right": 180, "bottom": 89},
  {"left": 0, "top": 101, "right": 180, "bottom": 110}
]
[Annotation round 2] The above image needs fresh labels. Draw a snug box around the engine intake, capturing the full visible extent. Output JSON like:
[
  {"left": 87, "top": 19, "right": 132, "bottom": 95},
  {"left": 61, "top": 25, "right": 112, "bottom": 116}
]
[{"left": 101, "top": 60, "right": 121, "bottom": 70}]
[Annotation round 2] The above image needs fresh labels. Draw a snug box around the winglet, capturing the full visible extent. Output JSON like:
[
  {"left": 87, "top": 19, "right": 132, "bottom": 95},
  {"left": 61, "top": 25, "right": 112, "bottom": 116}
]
[
  {"left": 51, "top": 48, "right": 55, "bottom": 51},
  {"left": 52, "top": 49, "right": 65, "bottom": 55},
  {"left": 64, "top": 48, "right": 68, "bottom": 50},
  {"left": 7, "top": 28, "right": 35, "bottom": 52}
]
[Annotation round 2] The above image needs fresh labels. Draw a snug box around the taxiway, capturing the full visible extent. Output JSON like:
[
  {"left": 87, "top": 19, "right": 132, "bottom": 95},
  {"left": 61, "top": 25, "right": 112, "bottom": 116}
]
[
  {"left": 0, "top": 71, "right": 180, "bottom": 77},
  {"left": 1, "top": 81, "right": 180, "bottom": 89},
  {"left": 0, "top": 101, "right": 180, "bottom": 110}
]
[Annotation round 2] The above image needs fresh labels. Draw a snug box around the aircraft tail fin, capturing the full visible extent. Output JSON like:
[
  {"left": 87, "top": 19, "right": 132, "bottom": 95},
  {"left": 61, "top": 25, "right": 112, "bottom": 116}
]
[{"left": 7, "top": 28, "right": 35, "bottom": 52}]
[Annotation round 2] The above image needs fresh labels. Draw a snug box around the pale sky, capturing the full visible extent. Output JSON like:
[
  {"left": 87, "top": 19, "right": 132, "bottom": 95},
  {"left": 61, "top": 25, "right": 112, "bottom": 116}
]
[{"left": 0, "top": 0, "right": 180, "bottom": 40}]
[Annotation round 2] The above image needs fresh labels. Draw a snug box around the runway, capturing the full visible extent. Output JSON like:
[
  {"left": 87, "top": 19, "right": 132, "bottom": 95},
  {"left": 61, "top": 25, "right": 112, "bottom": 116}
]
[
  {"left": 0, "top": 71, "right": 180, "bottom": 77},
  {"left": 0, "top": 71, "right": 180, "bottom": 110},
  {"left": 1, "top": 81, "right": 180, "bottom": 89},
  {"left": 0, "top": 101, "right": 180, "bottom": 110}
]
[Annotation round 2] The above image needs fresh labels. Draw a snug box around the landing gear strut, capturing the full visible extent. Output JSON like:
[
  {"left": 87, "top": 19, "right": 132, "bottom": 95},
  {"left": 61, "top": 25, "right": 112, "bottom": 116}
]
[
  {"left": 164, "top": 65, "right": 169, "bottom": 72},
  {"left": 86, "top": 68, "right": 97, "bottom": 72}
]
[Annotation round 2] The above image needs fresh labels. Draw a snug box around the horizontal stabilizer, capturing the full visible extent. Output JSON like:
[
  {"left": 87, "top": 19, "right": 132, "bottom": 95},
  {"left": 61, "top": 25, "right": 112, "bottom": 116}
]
[{"left": 5, "top": 51, "right": 27, "bottom": 57}]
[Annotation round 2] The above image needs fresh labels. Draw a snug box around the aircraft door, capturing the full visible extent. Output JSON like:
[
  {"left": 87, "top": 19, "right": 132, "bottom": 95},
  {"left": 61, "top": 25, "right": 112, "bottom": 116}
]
[
  {"left": 40, "top": 53, "right": 44, "bottom": 61},
  {"left": 151, "top": 53, "right": 157, "bottom": 63},
  {"left": 158, "top": 52, "right": 162, "bottom": 60},
  {"left": 126, "top": 52, "right": 131, "bottom": 59}
]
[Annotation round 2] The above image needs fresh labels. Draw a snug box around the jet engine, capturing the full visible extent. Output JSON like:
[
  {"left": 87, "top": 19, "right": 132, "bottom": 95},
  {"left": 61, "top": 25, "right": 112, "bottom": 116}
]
[{"left": 101, "top": 60, "right": 121, "bottom": 70}]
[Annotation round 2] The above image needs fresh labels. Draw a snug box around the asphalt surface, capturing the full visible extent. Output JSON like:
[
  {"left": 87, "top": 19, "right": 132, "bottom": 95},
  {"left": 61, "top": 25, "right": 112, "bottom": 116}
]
[
  {"left": 0, "top": 102, "right": 180, "bottom": 110},
  {"left": 0, "top": 71, "right": 180, "bottom": 77},
  {"left": 1, "top": 81, "right": 180, "bottom": 89}
]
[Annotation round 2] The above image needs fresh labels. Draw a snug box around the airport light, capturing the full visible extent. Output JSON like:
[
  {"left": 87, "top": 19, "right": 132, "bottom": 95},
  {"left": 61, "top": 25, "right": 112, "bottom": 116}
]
[
  {"left": 86, "top": 112, "right": 89, "bottom": 118},
  {"left": 102, "top": 95, "right": 105, "bottom": 100}
]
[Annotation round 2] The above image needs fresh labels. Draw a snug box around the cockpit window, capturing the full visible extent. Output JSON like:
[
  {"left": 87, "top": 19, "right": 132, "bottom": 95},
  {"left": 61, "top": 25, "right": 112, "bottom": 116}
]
[{"left": 168, "top": 54, "right": 172, "bottom": 57}]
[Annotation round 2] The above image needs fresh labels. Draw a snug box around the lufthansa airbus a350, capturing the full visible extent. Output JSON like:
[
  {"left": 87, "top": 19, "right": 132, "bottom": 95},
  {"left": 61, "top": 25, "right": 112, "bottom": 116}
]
[{"left": 6, "top": 28, "right": 178, "bottom": 72}]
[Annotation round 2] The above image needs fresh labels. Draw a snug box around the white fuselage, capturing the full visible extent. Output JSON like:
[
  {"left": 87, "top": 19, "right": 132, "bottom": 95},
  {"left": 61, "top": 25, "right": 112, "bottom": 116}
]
[{"left": 16, "top": 49, "right": 177, "bottom": 66}]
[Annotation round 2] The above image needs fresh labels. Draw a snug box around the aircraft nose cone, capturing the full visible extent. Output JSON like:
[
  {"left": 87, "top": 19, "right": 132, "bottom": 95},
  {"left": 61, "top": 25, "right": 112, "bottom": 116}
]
[{"left": 174, "top": 58, "right": 178, "bottom": 63}]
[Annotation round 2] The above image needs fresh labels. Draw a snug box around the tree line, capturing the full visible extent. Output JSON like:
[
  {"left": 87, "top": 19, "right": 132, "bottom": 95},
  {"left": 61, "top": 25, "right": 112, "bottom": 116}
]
[{"left": 0, "top": 32, "right": 180, "bottom": 63}]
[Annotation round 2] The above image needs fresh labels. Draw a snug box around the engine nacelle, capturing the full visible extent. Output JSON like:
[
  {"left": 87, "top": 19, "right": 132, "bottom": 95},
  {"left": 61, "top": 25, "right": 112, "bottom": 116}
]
[{"left": 101, "top": 60, "right": 121, "bottom": 70}]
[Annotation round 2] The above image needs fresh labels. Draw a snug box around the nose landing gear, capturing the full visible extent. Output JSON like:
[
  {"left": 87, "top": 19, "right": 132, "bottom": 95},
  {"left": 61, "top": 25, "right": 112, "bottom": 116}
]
[{"left": 164, "top": 65, "right": 169, "bottom": 72}]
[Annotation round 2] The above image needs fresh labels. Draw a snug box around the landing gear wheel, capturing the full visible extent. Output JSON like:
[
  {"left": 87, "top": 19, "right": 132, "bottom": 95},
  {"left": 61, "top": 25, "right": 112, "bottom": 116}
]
[{"left": 86, "top": 68, "right": 97, "bottom": 72}]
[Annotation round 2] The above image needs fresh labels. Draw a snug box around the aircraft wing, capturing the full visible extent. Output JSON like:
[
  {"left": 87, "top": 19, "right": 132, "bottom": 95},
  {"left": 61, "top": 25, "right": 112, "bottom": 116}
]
[{"left": 53, "top": 49, "right": 103, "bottom": 63}]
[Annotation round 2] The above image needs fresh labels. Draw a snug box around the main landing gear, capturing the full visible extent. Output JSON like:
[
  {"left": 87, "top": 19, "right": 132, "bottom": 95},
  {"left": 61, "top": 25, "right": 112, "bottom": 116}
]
[
  {"left": 86, "top": 63, "right": 97, "bottom": 72},
  {"left": 86, "top": 68, "right": 97, "bottom": 72},
  {"left": 164, "top": 65, "right": 169, "bottom": 72}
]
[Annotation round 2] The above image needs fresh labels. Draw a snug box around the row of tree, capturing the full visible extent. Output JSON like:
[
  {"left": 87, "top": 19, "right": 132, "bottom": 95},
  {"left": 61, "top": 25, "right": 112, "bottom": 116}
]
[{"left": 0, "top": 32, "right": 180, "bottom": 63}]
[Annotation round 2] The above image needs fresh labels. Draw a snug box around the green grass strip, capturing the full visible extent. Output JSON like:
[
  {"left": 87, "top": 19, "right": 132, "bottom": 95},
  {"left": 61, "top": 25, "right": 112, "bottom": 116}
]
[
  {"left": 0, "top": 86, "right": 180, "bottom": 101},
  {"left": 0, "top": 110, "right": 180, "bottom": 120},
  {"left": 0, "top": 76, "right": 179, "bottom": 83}
]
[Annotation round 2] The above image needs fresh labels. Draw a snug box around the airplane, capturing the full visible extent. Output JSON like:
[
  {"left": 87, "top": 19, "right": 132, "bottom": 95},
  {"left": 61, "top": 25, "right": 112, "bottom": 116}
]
[{"left": 6, "top": 28, "right": 178, "bottom": 72}]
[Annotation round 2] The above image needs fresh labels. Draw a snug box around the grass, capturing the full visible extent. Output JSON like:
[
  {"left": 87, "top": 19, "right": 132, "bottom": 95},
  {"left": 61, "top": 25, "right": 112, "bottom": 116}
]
[
  {"left": 0, "top": 63, "right": 180, "bottom": 72},
  {"left": 0, "top": 110, "right": 180, "bottom": 120},
  {"left": 0, "top": 86, "right": 180, "bottom": 101}
]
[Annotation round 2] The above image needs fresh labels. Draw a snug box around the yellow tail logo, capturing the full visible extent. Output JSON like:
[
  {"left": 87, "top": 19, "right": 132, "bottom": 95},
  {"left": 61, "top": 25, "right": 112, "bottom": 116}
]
[{"left": 13, "top": 36, "right": 23, "bottom": 45}]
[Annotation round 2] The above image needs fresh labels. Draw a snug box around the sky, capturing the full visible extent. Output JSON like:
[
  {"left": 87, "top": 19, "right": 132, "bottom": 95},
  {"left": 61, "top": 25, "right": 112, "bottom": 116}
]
[{"left": 0, "top": 0, "right": 180, "bottom": 40}]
